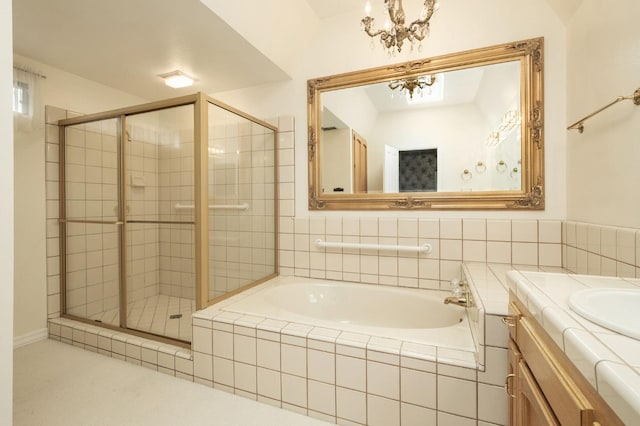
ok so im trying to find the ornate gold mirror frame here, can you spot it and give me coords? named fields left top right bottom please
left=307, top=37, right=544, bottom=210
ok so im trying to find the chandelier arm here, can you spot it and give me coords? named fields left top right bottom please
left=408, top=18, right=432, bottom=41
left=407, top=0, right=436, bottom=41
left=364, top=27, right=391, bottom=38
left=361, top=17, right=390, bottom=39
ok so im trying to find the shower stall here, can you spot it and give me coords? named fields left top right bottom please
left=58, top=93, right=278, bottom=345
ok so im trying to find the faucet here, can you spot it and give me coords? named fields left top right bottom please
left=444, top=278, right=474, bottom=307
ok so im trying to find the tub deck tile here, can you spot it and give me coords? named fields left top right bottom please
left=283, top=323, right=314, bottom=337
left=257, top=318, right=288, bottom=333
left=367, top=336, right=402, bottom=355
left=400, top=342, right=437, bottom=363
left=308, top=327, right=341, bottom=343
left=308, top=338, right=335, bottom=353
left=336, top=332, right=370, bottom=349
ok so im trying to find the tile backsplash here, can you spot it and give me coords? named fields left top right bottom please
left=563, top=221, right=640, bottom=278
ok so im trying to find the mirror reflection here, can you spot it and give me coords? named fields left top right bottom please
left=320, top=61, right=522, bottom=195
left=308, top=37, right=544, bottom=210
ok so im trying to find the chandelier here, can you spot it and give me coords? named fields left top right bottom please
left=361, top=0, right=439, bottom=54
left=388, top=74, right=436, bottom=99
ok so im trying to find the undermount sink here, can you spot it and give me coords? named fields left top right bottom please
left=569, top=288, right=640, bottom=340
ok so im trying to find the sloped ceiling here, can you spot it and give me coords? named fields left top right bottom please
left=12, top=0, right=583, bottom=102
left=544, top=0, right=584, bottom=24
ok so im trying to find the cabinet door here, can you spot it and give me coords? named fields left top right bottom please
left=507, top=339, right=520, bottom=425
left=517, top=361, right=560, bottom=426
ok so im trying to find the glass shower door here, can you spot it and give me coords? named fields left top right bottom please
left=62, top=118, right=122, bottom=328
left=124, top=105, right=195, bottom=342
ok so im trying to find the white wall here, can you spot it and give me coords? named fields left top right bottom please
left=566, top=0, right=640, bottom=228
left=1, top=0, right=14, bottom=421
left=213, top=0, right=567, bottom=219
left=12, top=54, right=146, bottom=340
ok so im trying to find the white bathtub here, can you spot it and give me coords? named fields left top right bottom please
left=221, top=276, right=475, bottom=351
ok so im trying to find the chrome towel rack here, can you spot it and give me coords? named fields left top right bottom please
left=567, top=88, right=640, bottom=133
left=314, top=239, right=432, bottom=254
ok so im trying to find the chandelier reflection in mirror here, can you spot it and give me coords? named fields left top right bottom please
left=388, top=74, right=436, bottom=99
left=361, top=0, right=440, bottom=55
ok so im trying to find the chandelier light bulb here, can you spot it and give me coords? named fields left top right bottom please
left=365, top=1, right=372, bottom=16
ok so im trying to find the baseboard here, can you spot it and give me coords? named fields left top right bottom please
left=14, top=328, right=48, bottom=349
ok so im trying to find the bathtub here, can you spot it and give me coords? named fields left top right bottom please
left=220, top=276, right=476, bottom=352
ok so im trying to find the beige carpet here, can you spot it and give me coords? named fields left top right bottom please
left=13, top=339, right=330, bottom=426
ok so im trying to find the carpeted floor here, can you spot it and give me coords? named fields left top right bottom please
left=13, top=339, right=330, bottom=426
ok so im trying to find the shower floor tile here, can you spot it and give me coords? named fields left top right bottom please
left=90, top=295, right=195, bottom=342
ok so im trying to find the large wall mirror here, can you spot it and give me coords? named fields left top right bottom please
left=307, top=38, right=544, bottom=210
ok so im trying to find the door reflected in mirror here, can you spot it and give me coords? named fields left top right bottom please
left=308, top=38, right=544, bottom=210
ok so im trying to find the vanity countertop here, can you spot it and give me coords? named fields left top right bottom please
left=506, top=270, right=640, bottom=425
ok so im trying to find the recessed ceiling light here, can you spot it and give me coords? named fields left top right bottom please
left=159, top=70, right=195, bottom=88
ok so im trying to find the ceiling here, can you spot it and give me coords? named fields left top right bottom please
left=306, top=0, right=362, bottom=19
left=12, top=0, right=291, bottom=100
left=12, top=0, right=582, bottom=102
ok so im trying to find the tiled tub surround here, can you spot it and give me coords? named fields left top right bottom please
left=279, top=217, right=564, bottom=290
left=191, top=271, right=518, bottom=426
left=507, top=270, right=640, bottom=425
left=46, top=262, right=567, bottom=425
left=462, top=262, right=566, bottom=372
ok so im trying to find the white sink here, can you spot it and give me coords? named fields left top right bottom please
left=569, top=288, right=640, bottom=340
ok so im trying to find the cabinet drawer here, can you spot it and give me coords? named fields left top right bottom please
left=517, top=317, right=594, bottom=426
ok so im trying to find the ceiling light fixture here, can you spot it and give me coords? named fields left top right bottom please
left=160, top=70, right=195, bottom=89
left=388, top=74, right=436, bottom=99
left=361, top=0, right=439, bottom=55
left=486, top=110, right=521, bottom=148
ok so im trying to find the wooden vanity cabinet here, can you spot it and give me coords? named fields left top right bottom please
left=506, top=292, right=624, bottom=426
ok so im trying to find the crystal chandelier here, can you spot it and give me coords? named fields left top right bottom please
left=388, top=74, right=436, bottom=99
left=361, top=0, right=439, bottom=54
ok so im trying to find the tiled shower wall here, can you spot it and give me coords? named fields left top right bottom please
left=126, top=126, right=161, bottom=303
left=156, top=123, right=196, bottom=300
